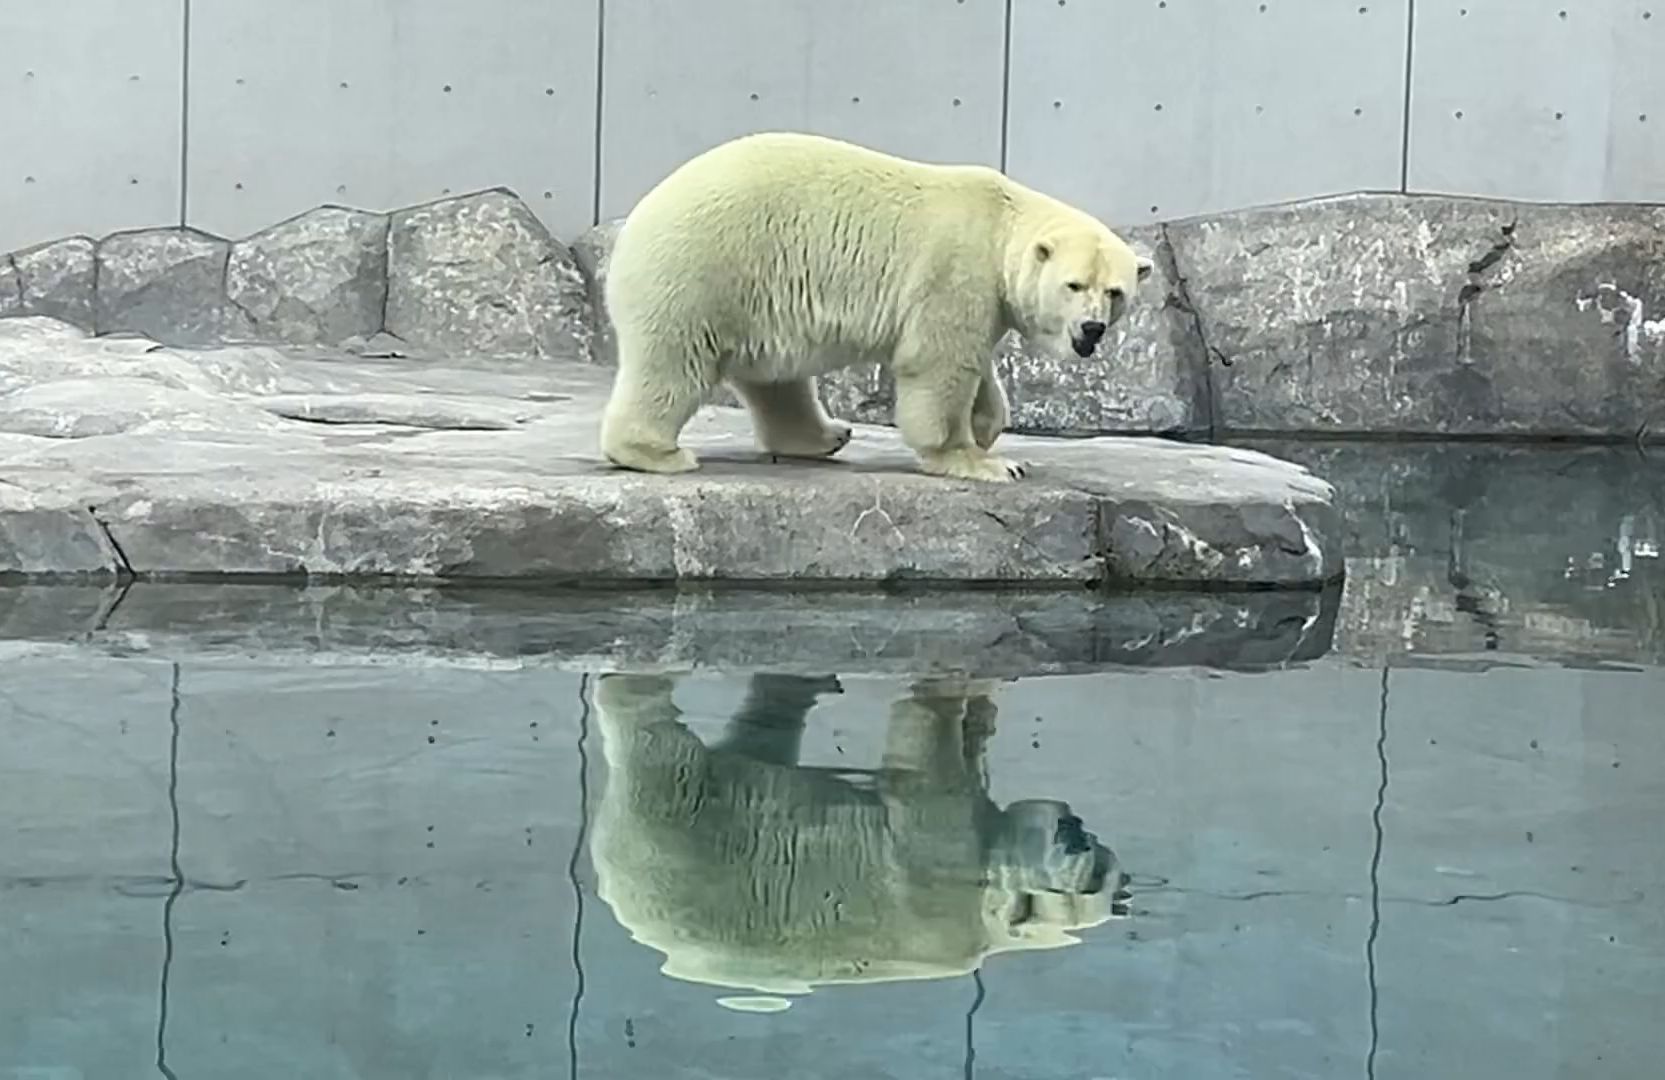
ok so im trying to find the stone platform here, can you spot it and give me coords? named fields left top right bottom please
left=0, top=317, right=1340, bottom=587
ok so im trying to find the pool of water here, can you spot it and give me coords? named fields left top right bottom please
left=4, top=652, right=1660, bottom=1079
left=2, top=441, right=1662, bottom=1079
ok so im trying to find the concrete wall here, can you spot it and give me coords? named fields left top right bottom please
left=3, top=1, right=1662, bottom=253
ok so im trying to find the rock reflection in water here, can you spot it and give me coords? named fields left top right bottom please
left=589, top=672, right=1129, bottom=1009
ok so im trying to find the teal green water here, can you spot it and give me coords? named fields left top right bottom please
left=3, top=650, right=1660, bottom=1079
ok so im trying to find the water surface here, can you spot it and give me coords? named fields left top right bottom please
left=2, top=440, right=1662, bottom=1078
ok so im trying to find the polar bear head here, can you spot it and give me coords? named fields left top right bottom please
left=1010, top=215, right=1154, bottom=358
left=980, top=797, right=1129, bottom=951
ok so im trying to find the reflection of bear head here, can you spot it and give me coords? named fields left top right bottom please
left=588, top=672, right=1130, bottom=1006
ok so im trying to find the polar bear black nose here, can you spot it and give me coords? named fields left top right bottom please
left=1080, top=320, right=1107, bottom=343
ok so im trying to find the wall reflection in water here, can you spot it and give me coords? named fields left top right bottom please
left=589, top=672, right=1130, bottom=1011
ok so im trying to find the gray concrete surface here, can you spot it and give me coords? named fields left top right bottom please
left=0, top=316, right=1342, bottom=587
left=2, top=651, right=1659, bottom=1079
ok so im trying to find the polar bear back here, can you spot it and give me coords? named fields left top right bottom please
left=604, top=131, right=1020, bottom=381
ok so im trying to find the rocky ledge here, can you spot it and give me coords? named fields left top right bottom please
left=6, top=187, right=1663, bottom=444
left=0, top=317, right=1340, bottom=587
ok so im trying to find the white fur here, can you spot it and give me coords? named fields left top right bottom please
left=598, top=131, right=1153, bottom=483
left=588, top=673, right=1123, bottom=1000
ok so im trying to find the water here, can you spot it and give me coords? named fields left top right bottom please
left=2, top=441, right=1662, bottom=1079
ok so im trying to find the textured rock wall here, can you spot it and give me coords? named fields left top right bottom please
left=5, top=189, right=1663, bottom=441
left=1168, top=196, right=1665, bottom=440
left=1, top=189, right=593, bottom=364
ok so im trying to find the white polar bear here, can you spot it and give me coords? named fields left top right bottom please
left=588, top=672, right=1128, bottom=1004
left=598, top=131, right=1153, bottom=483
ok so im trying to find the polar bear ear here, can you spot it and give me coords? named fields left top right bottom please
left=1034, top=241, right=1053, bottom=263
left=1135, top=255, right=1154, bottom=281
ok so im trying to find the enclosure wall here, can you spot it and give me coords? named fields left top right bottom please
left=4, top=0, right=1662, bottom=253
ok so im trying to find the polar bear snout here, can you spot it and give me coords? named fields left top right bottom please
left=1071, top=319, right=1108, bottom=357
left=1054, top=810, right=1094, bottom=856
left=997, top=798, right=1116, bottom=897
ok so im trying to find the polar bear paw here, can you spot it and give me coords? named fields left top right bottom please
left=919, top=448, right=1027, bottom=483
left=763, top=419, right=854, bottom=460
left=604, top=444, right=701, bottom=474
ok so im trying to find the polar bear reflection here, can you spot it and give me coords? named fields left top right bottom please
left=590, top=673, right=1129, bottom=1005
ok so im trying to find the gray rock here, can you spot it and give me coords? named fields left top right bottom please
left=225, top=206, right=388, bottom=345
left=572, top=220, right=1207, bottom=436
left=0, top=316, right=198, bottom=395
left=95, top=227, right=249, bottom=345
left=253, top=391, right=536, bottom=430
left=0, top=496, right=115, bottom=578
left=816, top=363, right=894, bottom=426
left=2, top=237, right=97, bottom=329
left=0, top=320, right=1341, bottom=587
left=385, top=188, right=593, bottom=363
left=10, top=191, right=1665, bottom=446
left=571, top=217, right=622, bottom=366
left=0, top=316, right=290, bottom=398
left=0, top=257, right=16, bottom=317
left=0, top=377, right=287, bottom=439
left=0, top=582, right=1341, bottom=675
left=1169, top=194, right=1665, bottom=439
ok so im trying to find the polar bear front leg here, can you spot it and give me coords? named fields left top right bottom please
left=969, top=361, right=1010, bottom=451
left=731, top=377, right=854, bottom=460
left=893, top=348, right=1026, bottom=483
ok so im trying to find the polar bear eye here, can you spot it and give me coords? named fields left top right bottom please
left=1065, top=281, right=1086, bottom=293
left=1107, top=287, right=1125, bottom=301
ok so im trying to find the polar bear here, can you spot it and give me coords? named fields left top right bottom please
left=598, top=131, right=1153, bottom=483
left=588, top=671, right=1129, bottom=1004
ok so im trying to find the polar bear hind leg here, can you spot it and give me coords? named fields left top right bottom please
left=969, top=363, right=1010, bottom=451
left=598, top=326, right=712, bottom=474
left=729, top=377, right=854, bottom=460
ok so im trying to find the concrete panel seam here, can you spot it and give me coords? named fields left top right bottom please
left=158, top=660, right=185, bottom=1080
left=178, top=0, right=193, bottom=226
left=1365, top=663, right=1389, bottom=1078
left=998, top=0, right=1014, bottom=173
left=590, top=0, right=608, bottom=227
left=1398, top=0, right=1417, bottom=192
left=565, top=672, right=592, bottom=1061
